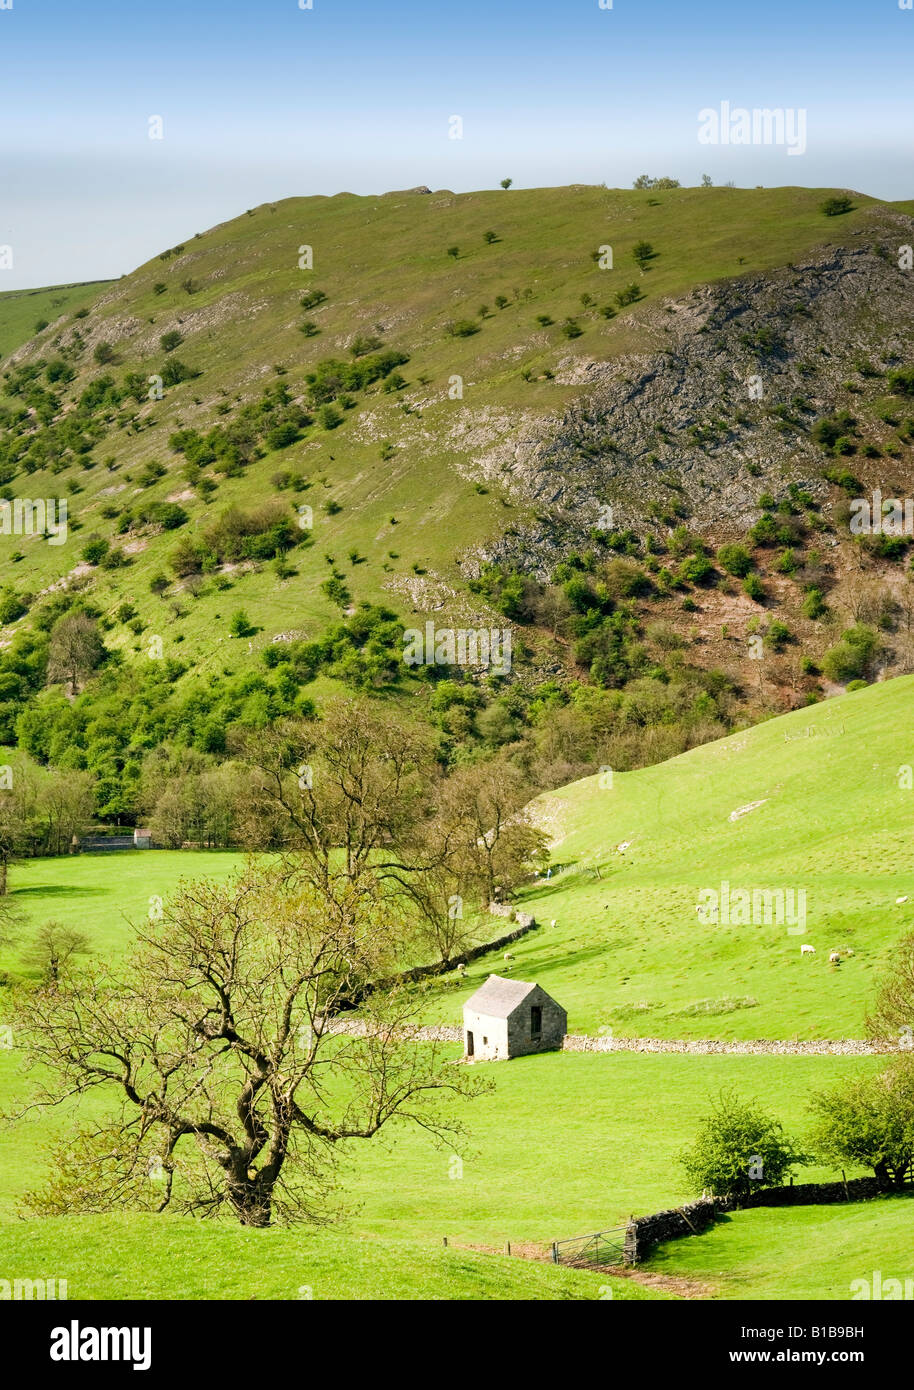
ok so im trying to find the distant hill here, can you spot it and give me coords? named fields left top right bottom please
left=0, top=280, right=113, bottom=360
left=2, top=184, right=914, bottom=810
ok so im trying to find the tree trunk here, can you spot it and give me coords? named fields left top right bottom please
left=226, top=1172, right=274, bottom=1227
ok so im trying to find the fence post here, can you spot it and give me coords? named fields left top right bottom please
left=442, top=1236, right=448, bottom=1248
left=551, top=1242, right=558, bottom=1264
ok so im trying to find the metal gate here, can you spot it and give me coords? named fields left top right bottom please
left=551, top=1227, right=628, bottom=1266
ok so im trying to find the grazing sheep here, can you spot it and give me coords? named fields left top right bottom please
left=550, top=919, right=557, bottom=928
left=503, top=952, right=515, bottom=962
left=897, top=896, right=909, bottom=905
left=455, top=962, right=467, bottom=976
left=829, top=951, right=842, bottom=965
left=844, top=947, right=855, bottom=957
left=801, top=943, right=816, bottom=956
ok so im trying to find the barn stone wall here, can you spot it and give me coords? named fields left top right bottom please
left=506, top=985, right=567, bottom=1058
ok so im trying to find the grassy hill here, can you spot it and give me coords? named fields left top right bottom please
left=0, top=281, right=113, bottom=361
left=419, top=675, right=914, bottom=1038
left=3, top=183, right=914, bottom=761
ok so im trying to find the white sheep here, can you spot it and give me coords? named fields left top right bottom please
left=801, top=943, right=816, bottom=956
left=550, top=919, right=557, bottom=928
left=897, top=896, right=909, bottom=905
left=503, top=952, right=515, bottom=962
left=829, top=951, right=842, bottom=965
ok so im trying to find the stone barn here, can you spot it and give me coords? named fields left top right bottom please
left=463, top=974, right=567, bottom=1061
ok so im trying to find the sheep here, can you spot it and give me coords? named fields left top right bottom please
left=844, top=947, right=855, bottom=958
left=550, top=919, right=558, bottom=928
left=800, top=943, right=816, bottom=956
left=897, top=896, right=909, bottom=905
left=503, top=952, right=515, bottom=962
left=455, top=962, right=467, bottom=976
left=829, top=951, right=842, bottom=965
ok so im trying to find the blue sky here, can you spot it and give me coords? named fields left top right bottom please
left=1, top=0, right=912, bottom=288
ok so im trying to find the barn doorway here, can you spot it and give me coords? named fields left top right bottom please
left=466, top=1031, right=474, bottom=1057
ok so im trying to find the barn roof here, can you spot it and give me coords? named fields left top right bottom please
left=464, top=974, right=539, bottom=1018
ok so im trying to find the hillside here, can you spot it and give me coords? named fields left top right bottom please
left=422, top=675, right=914, bottom=1038
left=2, top=183, right=914, bottom=826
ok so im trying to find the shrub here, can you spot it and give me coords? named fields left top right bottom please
left=93, top=342, right=116, bottom=365
left=677, top=554, right=715, bottom=586
left=160, top=330, right=183, bottom=352
left=350, top=334, right=383, bottom=358
left=0, top=589, right=27, bottom=624
left=717, top=543, right=752, bottom=578
left=802, top=587, right=827, bottom=619
left=483, top=230, right=498, bottom=244
left=742, top=573, right=765, bottom=602
left=299, top=289, right=327, bottom=310
left=887, top=368, right=914, bottom=398
left=444, top=319, right=480, bottom=338
left=229, top=609, right=254, bottom=638
left=822, top=624, right=878, bottom=683
left=81, top=538, right=109, bottom=565
left=820, top=195, right=854, bottom=217
left=679, top=1090, right=803, bottom=1198
left=615, top=284, right=644, bottom=307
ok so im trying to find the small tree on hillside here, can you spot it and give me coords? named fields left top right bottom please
left=679, top=1089, right=804, bottom=1198
left=46, top=612, right=105, bottom=696
left=500, top=178, right=512, bottom=190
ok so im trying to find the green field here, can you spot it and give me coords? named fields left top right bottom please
left=417, top=675, right=914, bottom=1038
left=644, top=1197, right=914, bottom=1300
left=1, top=679, right=912, bottom=1298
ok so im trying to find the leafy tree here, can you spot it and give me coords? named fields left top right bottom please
left=446, top=246, right=459, bottom=259
left=679, top=1089, right=804, bottom=1198
left=808, top=1060, right=914, bottom=1191
left=46, top=613, right=105, bottom=695
left=483, top=230, right=498, bottom=244
left=632, top=240, right=655, bottom=270
left=93, top=343, right=116, bottom=365
left=500, top=178, right=512, bottom=189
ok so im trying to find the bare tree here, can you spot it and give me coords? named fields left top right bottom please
left=236, top=700, right=547, bottom=960
left=22, top=920, right=89, bottom=987
left=7, top=864, right=485, bottom=1227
